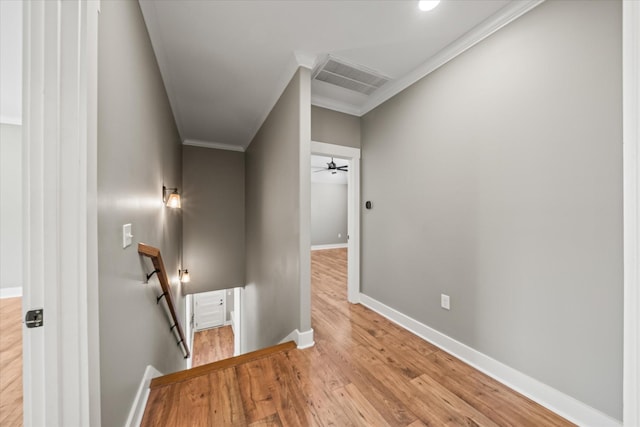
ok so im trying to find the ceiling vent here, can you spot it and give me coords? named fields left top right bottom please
left=312, top=56, right=390, bottom=96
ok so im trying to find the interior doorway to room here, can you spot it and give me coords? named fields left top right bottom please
left=185, top=287, right=242, bottom=368
left=310, top=142, right=361, bottom=304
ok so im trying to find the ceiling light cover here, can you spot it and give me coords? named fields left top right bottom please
left=418, top=0, right=441, bottom=12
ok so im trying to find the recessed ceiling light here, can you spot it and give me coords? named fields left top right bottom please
left=418, top=0, right=440, bottom=12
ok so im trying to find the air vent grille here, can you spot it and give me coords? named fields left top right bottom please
left=313, top=57, right=390, bottom=96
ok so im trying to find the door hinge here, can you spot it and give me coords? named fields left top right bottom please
left=25, top=309, right=44, bottom=328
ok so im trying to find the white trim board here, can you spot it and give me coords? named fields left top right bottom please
left=279, top=328, right=315, bottom=350
left=0, top=287, right=22, bottom=299
left=124, top=365, right=163, bottom=427
left=623, top=1, right=640, bottom=425
left=311, top=243, right=348, bottom=251
left=22, top=1, right=101, bottom=425
left=182, top=138, right=245, bottom=153
left=359, top=293, right=621, bottom=427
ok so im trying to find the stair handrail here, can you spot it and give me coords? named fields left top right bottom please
left=138, top=243, right=190, bottom=359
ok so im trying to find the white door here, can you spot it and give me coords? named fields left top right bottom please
left=22, top=1, right=101, bottom=426
left=194, top=290, right=226, bottom=331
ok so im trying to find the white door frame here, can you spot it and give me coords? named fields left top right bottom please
left=311, top=141, right=361, bottom=304
left=233, top=287, right=242, bottom=356
left=623, top=1, right=640, bottom=426
left=22, top=1, right=100, bottom=426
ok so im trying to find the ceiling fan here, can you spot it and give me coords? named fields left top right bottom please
left=313, top=157, right=348, bottom=175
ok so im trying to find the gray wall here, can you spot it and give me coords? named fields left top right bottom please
left=98, top=2, right=185, bottom=426
left=182, top=146, right=245, bottom=294
left=0, top=124, right=21, bottom=291
left=361, top=0, right=622, bottom=420
left=311, top=105, right=361, bottom=148
left=311, top=183, right=348, bottom=246
left=243, top=68, right=311, bottom=352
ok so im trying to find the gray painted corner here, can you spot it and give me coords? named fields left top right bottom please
left=97, top=2, right=185, bottom=426
left=361, top=0, right=622, bottom=419
left=182, top=146, right=245, bottom=294
left=311, top=105, right=361, bottom=149
left=243, top=68, right=310, bottom=352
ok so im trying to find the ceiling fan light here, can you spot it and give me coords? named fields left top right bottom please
left=418, top=0, right=440, bottom=12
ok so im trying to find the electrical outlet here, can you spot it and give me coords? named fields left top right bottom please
left=441, top=294, right=450, bottom=310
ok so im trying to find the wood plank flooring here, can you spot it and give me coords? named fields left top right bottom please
left=0, top=297, right=22, bottom=427
left=142, top=249, right=573, bottom=426
left=193, top=325, right=235, bottom=367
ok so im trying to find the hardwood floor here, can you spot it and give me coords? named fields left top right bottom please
left=142, top=248, right=573, bottom=426
left=193, top=325, right=235, bottom=367
left=0, top=297, right=22, bottom=427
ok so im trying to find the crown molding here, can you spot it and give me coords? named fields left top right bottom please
left=182, top=139, right=245, bottom=152
left=294, top=51, right=318, bottom=70
left=311, top=95, right=362, bottom=117
left=360, top=0, right=545, bottom=116
left=138, top=0, right=186, bottom=140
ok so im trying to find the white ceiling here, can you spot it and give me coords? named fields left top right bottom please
left=139, top=0, right=539, bottom=150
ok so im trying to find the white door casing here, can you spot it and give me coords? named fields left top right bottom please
left=22, top=1, right=101, bottom=426
left=193, top=290, right=226, bottom=331
left=310, top=141, right=361, bottom=304
left=623, top=1, right=640, bottom=426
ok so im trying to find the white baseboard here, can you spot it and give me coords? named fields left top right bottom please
left=358, top=293, right=621, bottom=427
left=279, top=328, right=315, bottom=349
left=0, top=287, right=22, bottom=299
left=125, top=365, right=163, bottom=427
left=311, top=243, right=348, bottom=251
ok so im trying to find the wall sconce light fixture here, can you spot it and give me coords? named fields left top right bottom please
left=163, top=185, right=181, bottom=208
left=179, top=269, right=190, bottom=283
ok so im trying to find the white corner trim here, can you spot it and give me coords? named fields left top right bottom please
left=360, top=0, right=545, bottom=116
left=623, top=1, right=640, bottom=426
left=311, top=243, right=348, bottom=251
left=279, top=328, right=315, bottom=349
left=0, top=287, right=23, bottom=299
left=297, top=328, right=315, bottom=349
left=359, top=293, right=622, bottom=427
left=311, top=141, right=361, bottom=160
left=124, top=365, right=163, bottom=427
left=294, top=51, right=318, bottom=70
left=182, top=139, right=245, bottom=152
left=311, top=94, right=362, bottom=117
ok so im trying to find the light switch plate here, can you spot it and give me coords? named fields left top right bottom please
left=441, top=294, right=450, bottom=310
left=123, top=223, right=133, bottom=248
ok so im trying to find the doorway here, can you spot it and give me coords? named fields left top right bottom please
left=310, top=141, right=360, bottom=303
left=185, top=287, right=242, bottom=368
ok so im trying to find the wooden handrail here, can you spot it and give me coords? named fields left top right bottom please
left=138, top=243, right=190, bottom=359
left=150, top=341, right=297, bottom=389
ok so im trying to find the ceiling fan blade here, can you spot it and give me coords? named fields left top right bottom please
left=337, top=166, right=348, bottom=171
left=313, top=169, right=327, bottom=173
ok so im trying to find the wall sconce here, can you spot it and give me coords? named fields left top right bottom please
left=163, top=185, right=181, bottom=208
left=179, top=269, right=190, bottom=283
